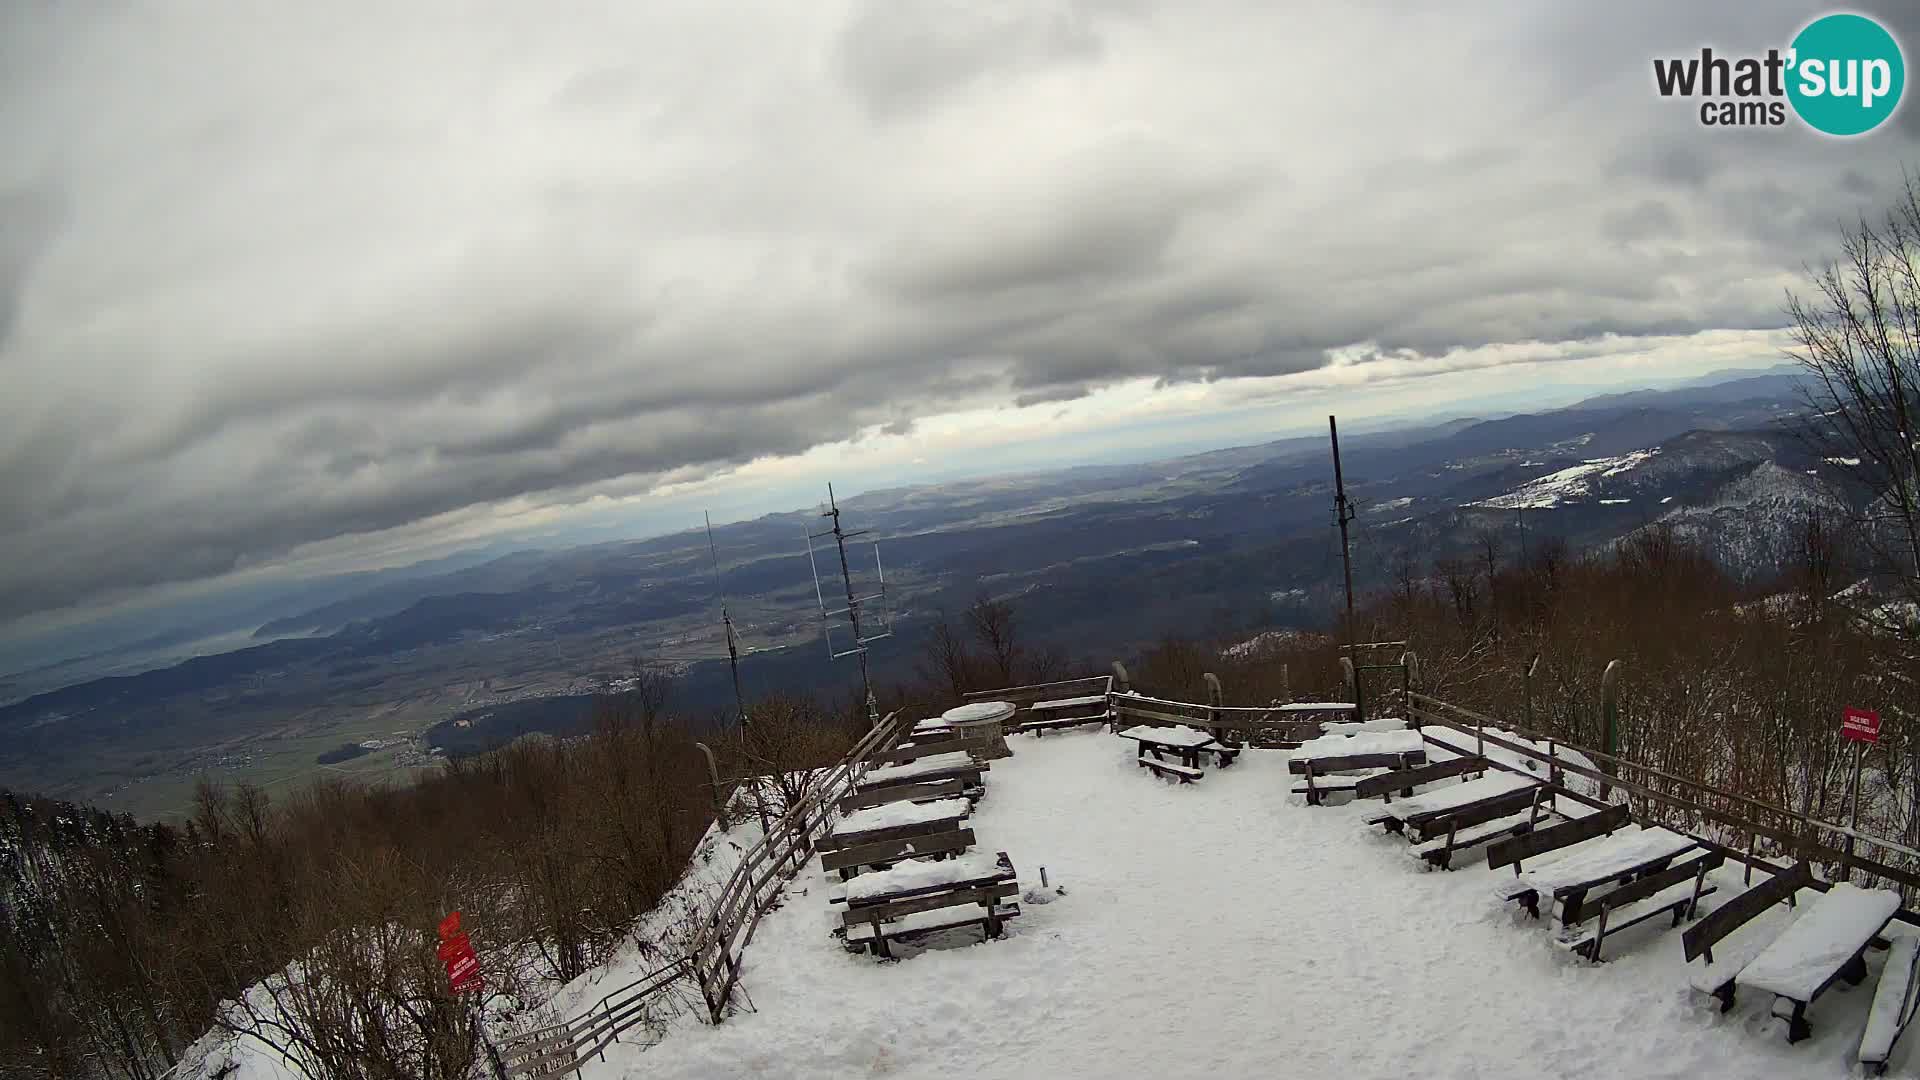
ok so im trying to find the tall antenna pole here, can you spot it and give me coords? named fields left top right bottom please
left=1329, top=415, right=1363, bottom=720
left=806, top=483, right=892, bottom=726
left=706, top=512, right=748, bottom=732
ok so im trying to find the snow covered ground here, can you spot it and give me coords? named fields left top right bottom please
left=598, top=727, right=1916, bottom=1080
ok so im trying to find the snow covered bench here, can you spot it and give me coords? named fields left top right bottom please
left=1735, top=882, right=1901, bottom=1043
left=821, top=828, right=975, bottom=879
left=873, top=738, right=992, bottom=768
left=856, top=752, right=987, bottom=795
left=1557, top=849, right=1721, bottom=962
left=1020, top=694, right=1112, bottom=735
left=1291, top=753, right=1417, bottom=805
left=1141, top=757, right=1204, bottom=784
left=826, top=798, right=969, bottom=854
left=1861, top=935, right=1920, bottom=1075
left=838, top=777, right=968, bottom=815
left=1486, top=802, right=1629, bottom=876
left=840, top=851, right=1022, bottom=958
left=1681, top=860, right=1812, bottom=1012
left=1410, top=801, right=1555, bottom=871
left=1352, top=754, right=1487, bottom=802
left=1493, top=824, right=1698, bottom=926
left=1367, top=771, right=1541, bottom=843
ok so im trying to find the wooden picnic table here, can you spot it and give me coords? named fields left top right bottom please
left=1372, top=771, right=1541, bottom=840
left=830, top=797, right=969, bottom=850
left=1497, top=825, right=1697, bottom=925
left=843, top=851, right=1016, bottom=910
left=1736, top=882, right=1901, bottom=1043
left=1117, top=724, right=1237, bottom=768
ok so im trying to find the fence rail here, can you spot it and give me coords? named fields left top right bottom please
left=500, top=710, right=913, bottom=1078
left=1407, top=691, right=1920, bottom=909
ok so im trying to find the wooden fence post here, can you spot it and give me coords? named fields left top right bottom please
left=1339, top=657, right=1356, bottom=716
left=1280, top=662, right=1290, bottom=703
left=1111, top=661, right=1131, bottom=694
left=693, top=742, right=729, bottom=830
left=1600, top=659, right=1622, bottom=803
left=1203, top=672, right=1229, bottom=746
left=1400, top=651, right=1419, bottom=726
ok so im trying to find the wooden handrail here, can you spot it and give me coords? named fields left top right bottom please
left=503, top=711, right=912, bottom=1074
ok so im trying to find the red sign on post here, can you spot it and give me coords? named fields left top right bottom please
left=438, top=911, right=484, bottom=994
left=1842, top=706, right=1881, bottom=743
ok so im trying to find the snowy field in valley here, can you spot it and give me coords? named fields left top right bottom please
left=606, top=726, right=1915, bottom=1080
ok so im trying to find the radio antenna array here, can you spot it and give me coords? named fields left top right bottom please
left=805, top=482, right=893, bottom=724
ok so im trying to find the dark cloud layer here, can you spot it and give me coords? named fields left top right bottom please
left=2, top=0, right=1918, bottom=625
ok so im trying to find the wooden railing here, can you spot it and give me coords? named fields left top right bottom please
left=962, top=675, right=1112, bottom=731
left=1407, top=691, right=1920, bottom=910
left=499, top=710, right=914, bottom=1078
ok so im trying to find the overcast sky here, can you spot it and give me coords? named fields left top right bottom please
left=4, top=0, right=1919, bottom=640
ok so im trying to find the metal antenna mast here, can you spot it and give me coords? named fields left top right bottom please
left=805, top=483, right=893, bottom=725
left=1329, top=415, right=1363, bottom=720
left=706, top=512, right=749, bottom=732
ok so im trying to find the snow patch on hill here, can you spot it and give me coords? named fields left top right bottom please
left=1472, top=449, right=1661, bottom=509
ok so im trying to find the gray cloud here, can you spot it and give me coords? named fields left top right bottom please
left=2, top=0, right=1919, bottom=625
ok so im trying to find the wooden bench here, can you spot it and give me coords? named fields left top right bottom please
left=871, top=738, right=991, bottom=768
left=1560, top=850, right=1722, bottom=962
left=1682, top=860, right=1811, bottom=1012
left=1736, top=882, right=1901, bottom=1043
left=1861, top=935, right=1920, bottom=1075
left=820, top=828, right=975, bottom=879
left=1353, top=755, right=1487, bottom=802
left=1487, top=802, right=1630, bottom=875
left=1413, top=786, right=1555, bottom=870
left=842, top=882, right=1022, bottom=958
left=1019, top=694, right=1111, bottom=735
left=856, top=752, right=987, bottom=795
left=1140, top=757, right=1203, bottom=784
left=837, top=778, right=966, bottom=815
left=1291, top=752, right=1420, bottom=806
left=1494, top=825, right=1698, bottom=925
left=1367, top=772, right=1542, bottom=841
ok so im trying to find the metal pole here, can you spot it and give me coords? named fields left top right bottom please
left=1842, top=740, right=1864, bottom=882
left=1329, top=416, right=1361, bottom=720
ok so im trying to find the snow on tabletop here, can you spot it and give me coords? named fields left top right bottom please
left=1117, top=724, right=1215, bottom=748
left=844, top=852, right=1010, bottom=903
left=1295, top=727, right=1424, bottom=759
left=1383, top=771, right=1537, bottom=819
left=1507, top=826, right=1697, bottom=895
left=942, top=700, right=1016, bottom=724
left=1029, top=694, right=1108, bottom=710
left=834, top=797, right=969, bottom=837
left=584, top=734, right=1869, bottom=1080
left=860, top=752, right=976, bottom=785
left=1736, top=883, right=1901, bottom=1001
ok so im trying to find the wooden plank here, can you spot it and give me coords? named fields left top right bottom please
left=1355, top=755, right=1487, bottom=800
left=819, top=828, right=975, bottom=873
left=1682, top=860, right=1812, bottom=963
left=1140, top=757, right=1202, bottom=782
left=837, top=778, right=964, bottom=813
left=841, top=881, right=1019, bottom=927
left=1289, top=751, right=1422, bottom=776
left=831, top=815, right=966, bottom=851
left=846, top=903, right=1022, bottom=943
left=1486, top=802, right=1629, bottom=872
left=874, top=739, right=990, bottom=766
left=1409, top=785, right=1544, bottom=841
left=1566, top=850, right=1723, bottom=925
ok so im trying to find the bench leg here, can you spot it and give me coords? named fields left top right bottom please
left=1785, top=999, right=1810, bottom=1044
left=1713, top=980, right=1736, bottom=1014
left=1520, top=891, right=1540, bottom=920
left=1842, top=949, right=1870, bottom=986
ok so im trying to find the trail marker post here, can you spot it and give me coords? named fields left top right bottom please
left=1839, top=707, right=1880, bottom=882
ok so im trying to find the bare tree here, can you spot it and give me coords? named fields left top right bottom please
left=966, top=591, right=1023, bottom=685
left=1787, top=175, right=1920, bottom=657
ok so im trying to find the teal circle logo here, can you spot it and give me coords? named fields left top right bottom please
left=1788, top=13, right=1905, bottom=136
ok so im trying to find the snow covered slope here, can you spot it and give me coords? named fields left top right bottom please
left=594, top=729, right=1913, bottom=1080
